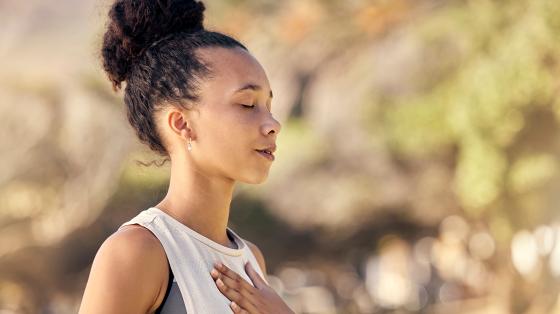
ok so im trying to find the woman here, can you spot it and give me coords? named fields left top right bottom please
left=78, top=0, right=294, bottom=313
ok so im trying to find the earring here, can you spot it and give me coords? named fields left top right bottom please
left=187, top=137, right=192, bottom=151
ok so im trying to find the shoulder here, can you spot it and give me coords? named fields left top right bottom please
left=244, top=239, right=267, bottom=274
left=79, top=224, right=169, bottom=313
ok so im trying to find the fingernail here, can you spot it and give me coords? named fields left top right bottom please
left=217, top=278, right=224, bottom=286
left=231, top=301, right=239, bottom=310
left=211, top=268, right=219, bottom=276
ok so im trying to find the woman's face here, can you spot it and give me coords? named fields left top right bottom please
left=170, top=46, right=281, bottom=184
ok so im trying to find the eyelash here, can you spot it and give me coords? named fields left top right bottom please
left=240, top=103, right=272, bottom=112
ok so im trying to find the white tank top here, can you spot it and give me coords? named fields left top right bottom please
left=117, top=207, right=268, bottom=313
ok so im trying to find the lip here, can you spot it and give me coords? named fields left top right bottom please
left=256, top=144, right=277, bottom=154
left=255, top=149, right=275, bottom=161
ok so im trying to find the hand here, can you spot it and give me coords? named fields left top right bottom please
left=210, top=261, right=295, bottom=314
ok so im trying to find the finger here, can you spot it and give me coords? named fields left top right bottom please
left=212, top=264, right=261, bottom=311
left=213, top=270, right=246, bottom=294
left=230, top=301, right=250, bottom=314
left=215, top=277, right=242, bottom=299
left=214, top=263, right=257, bottom=292
left=245, top=262, right=267, bottom=289
left=215, top=277, right=261, bottom=313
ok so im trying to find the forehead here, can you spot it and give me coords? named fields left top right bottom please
left=196, top=47, right=270, bottom=93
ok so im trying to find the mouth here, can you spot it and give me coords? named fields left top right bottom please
left=255, top=149, right=275, bottom=161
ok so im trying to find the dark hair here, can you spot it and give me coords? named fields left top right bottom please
left=101, top=0, right=247, bottom=165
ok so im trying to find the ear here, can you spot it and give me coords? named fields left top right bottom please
left=168, top=109, right=195, bottom=141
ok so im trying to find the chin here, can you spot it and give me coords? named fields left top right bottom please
left=239, top=172, right=269, bottom=185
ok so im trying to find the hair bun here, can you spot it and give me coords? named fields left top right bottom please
left=101, top=0, right=206, bottom=90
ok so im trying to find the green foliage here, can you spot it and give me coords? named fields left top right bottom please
left=378, top=0, right=560, bottom=225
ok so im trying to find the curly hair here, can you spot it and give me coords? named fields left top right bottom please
left=100, top=0, right=248, bottom=162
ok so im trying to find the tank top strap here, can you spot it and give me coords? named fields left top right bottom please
left=118, top=207, right=269, bottom=313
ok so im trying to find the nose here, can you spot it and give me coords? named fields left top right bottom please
left=261, top=112, right=281, bottom=136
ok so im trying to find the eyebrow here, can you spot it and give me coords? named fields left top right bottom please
left=233, top=83, right=273, bottom=99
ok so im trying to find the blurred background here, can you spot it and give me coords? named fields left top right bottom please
left=1, top=0, right=560, bottom=313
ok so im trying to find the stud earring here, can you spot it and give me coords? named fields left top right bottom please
left=187, top=137, right=192, bottom=151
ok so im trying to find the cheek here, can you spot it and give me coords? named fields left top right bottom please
left=201, top=110, right=252, bottom=155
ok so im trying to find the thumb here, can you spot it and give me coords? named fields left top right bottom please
left=245, top=261, right=266, bottom=289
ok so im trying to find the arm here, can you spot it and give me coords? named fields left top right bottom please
left=78, top=225, right=168, bottom=314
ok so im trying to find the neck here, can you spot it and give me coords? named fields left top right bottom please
left=155, top=155, right=236, bottom=249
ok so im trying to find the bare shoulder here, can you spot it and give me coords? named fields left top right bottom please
left=244, top=239, right=267, bottom=274
left=78, top=224, right=169, bottom=314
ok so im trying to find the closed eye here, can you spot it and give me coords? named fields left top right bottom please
left=241, top=104, right=255, bottom=109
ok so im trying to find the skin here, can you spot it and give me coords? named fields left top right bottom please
left=211, top=260, right=295, bottom=314
left=78, top=46, right=293, bottom=313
